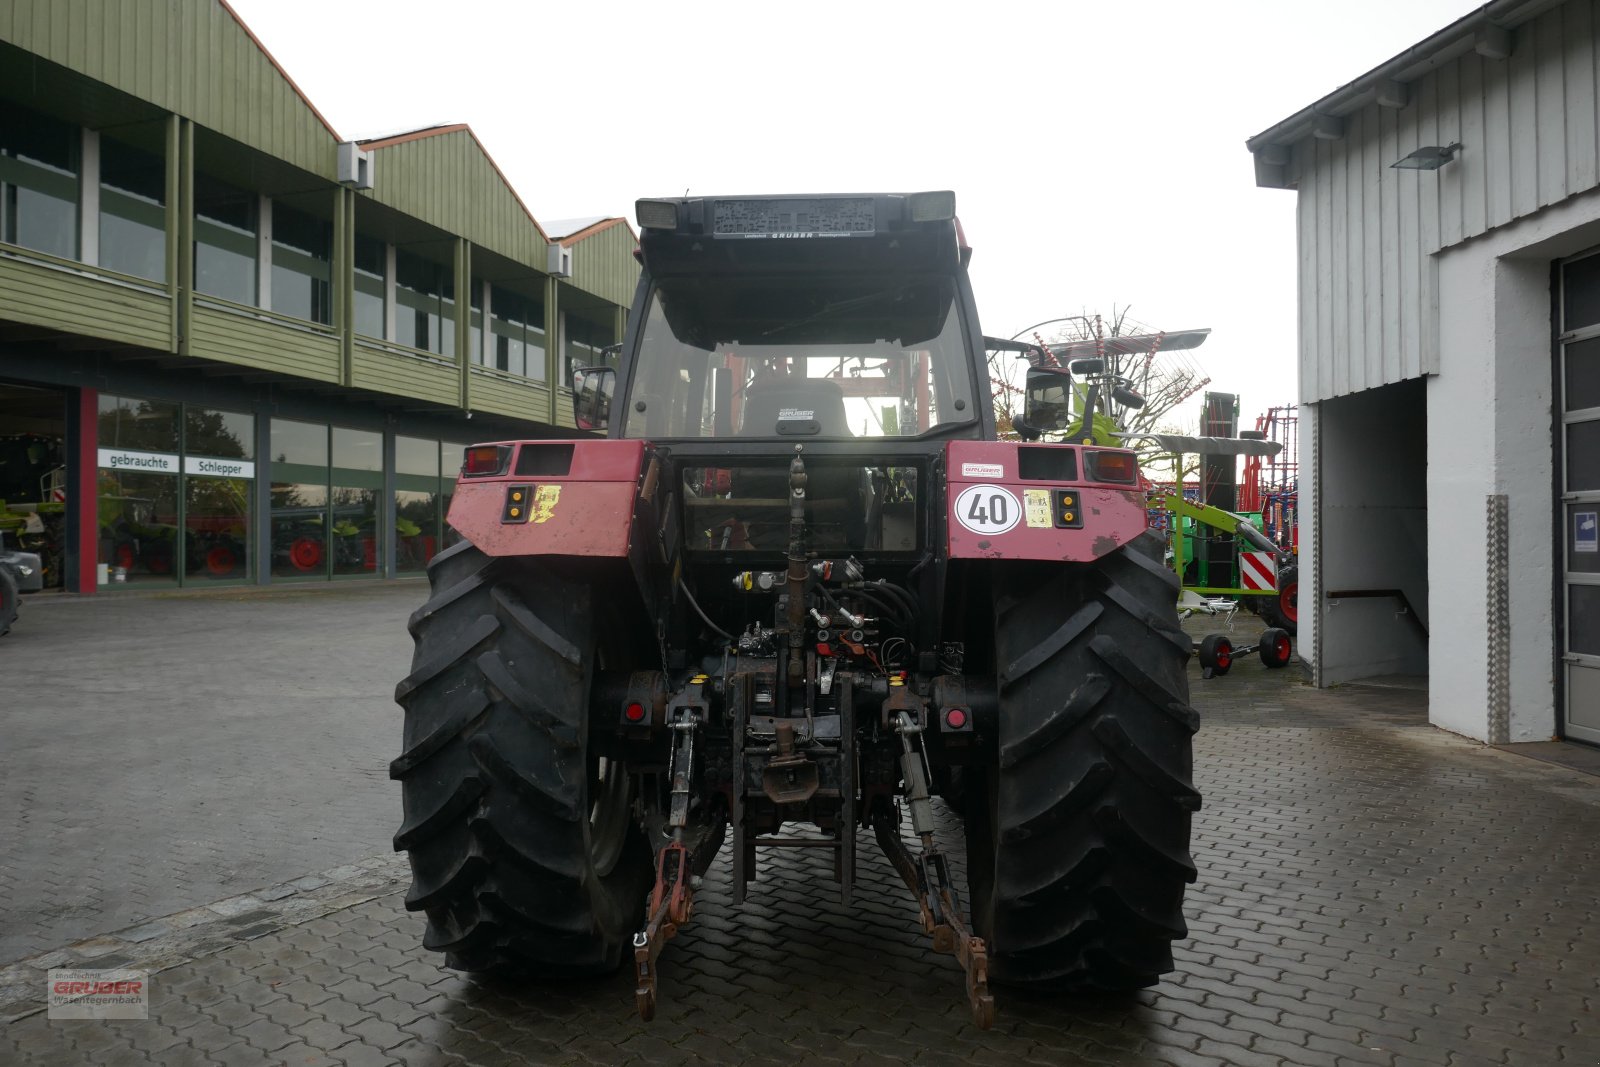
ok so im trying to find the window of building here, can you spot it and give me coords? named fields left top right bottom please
left=565, top=313, right=614, bottom=386
left=270, top=418, right=330, bottom=579
left=395, top=435, right=441, bottom=574
left=269, top=420, right=384, bottom=580
left=331, top=427, right=381, bottom=576
left=98, top=136, right=165, bottom=281
left=469, top=282, right=483, bottom=365
left=194, top=173, right=257, bottom=305
left=99, top=136, right=163, bottom=277
left=270, top=202, right=332, bottom=324
left=353, top=234, right=386, bottom=338
left=182, top=407, right=254, bottom=580
left=394, top=249, right=454, bottom=356
left=441, top=441, right=469, bottom=548
left=0, top=107, right=80, bottom=260
left=96, top=396, right=255, bottom=585
left=489, top=285, right=546, bottom=379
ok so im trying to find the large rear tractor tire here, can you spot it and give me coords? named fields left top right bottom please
left=392, top=541, right=652, bottom=975
left=967, top=530, right=1199, bottom=992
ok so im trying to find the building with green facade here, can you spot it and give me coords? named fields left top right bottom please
left=0, top=0, right=639, bottom=592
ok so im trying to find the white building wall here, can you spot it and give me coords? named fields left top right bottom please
left=1292, top=0, right=1600, bottom=403
left=1426, top=190, right=1600, bottom=740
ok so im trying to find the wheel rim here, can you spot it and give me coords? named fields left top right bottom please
left=1274, top=634, right=1291, bottom=662
left=587, top=755, right=632, bottom=878
left=1281, top=581, right=1298, bottom=623
left=114, top=544, right=135, bottom=570
left=1216, top=641, right=1232, bottom=670
left=207, top=545, right=236, bottom=576
left=290, top=537, right=323, bottom=572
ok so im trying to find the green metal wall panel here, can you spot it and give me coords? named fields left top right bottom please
left=0, top=0, right=336, bottom=179
left=189, top=304, right=340, bottom=381
left=353, top=345, right=458, bottom=407
left=567, top=221, right=640, bottom=308
left=0, top=254, right=171, bottom=349
left=469, top=369, right=551, bottom=423
left=553, top=386, right=576, bottom=430
left=363, top=130, right=549, bottom=270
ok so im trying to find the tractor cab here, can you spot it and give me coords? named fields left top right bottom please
left=577, top=193, right=992, bottom=445
left=574, top=193, right=993, bottom=558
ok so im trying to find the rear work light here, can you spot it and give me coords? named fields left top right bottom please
left=908, top=190, right=956, bottom=222
left=462, top=445, right=510, bottom=477
left=636, top=199, right=680, bottom=230
left=1085, top=449, right=1139, bottom=484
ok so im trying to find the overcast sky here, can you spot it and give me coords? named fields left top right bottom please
left=228, top=0, right=1478, bottom=428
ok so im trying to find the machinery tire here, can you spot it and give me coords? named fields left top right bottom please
left=1197, top=634, right=1233, bottom=676
left=392, top=541, right=652, bottom=975
left=1259, top=627, right=1292, bottom=669
left=1260, top=564, right=1298, bottom=636
left=968, top=530, right=1199, bottom=992
left=0, top=567, right=17, bottom=637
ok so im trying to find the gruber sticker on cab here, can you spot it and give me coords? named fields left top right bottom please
left=954, top=484, right=1021, bottom=536
left=960, top=462, right=1004, bottom=478
left=532, top=484, right=561, bottom=524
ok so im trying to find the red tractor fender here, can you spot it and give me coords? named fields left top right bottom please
left=446, top=440, right=646, bottom=558
left=944, top=441, right=1148, bottom=562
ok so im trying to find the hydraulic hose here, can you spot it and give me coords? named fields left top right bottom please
left=677, top=577, right=735, bottom=643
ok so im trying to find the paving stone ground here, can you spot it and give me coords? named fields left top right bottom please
left=0, top=582, right=422, bottom=962
left=5, top=589, right=1600, bottom=1065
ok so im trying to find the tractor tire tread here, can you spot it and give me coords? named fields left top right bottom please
left=393, top=545, right=650, bottom=976
left=971, top=530, right=1198, bottom=992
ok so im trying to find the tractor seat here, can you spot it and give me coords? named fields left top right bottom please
left=739, top=377, right=850, bottom=437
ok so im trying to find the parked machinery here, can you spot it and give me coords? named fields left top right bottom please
left=391, top=193, right=1201, bottom=1027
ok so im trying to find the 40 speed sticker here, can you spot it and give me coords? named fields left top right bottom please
left=953, top=484, right=1022, bottom=536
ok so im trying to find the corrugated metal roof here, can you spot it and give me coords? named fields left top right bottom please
left=356, top=123, right=467, bottom=149
left=1245, top=0, right=1566, bottom=187
left=543, top=216, right=612, bottom=240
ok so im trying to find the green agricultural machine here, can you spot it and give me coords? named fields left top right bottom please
left=1010, top=360, right=1295, bottom=674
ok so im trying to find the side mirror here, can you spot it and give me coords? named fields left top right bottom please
left=572, top=366, right=616, bottom=431
left=1021, top=365, right=1076, bottom=435
left=1069, top=358, right=1105, bottom=376
left=1111, top=382, right=1145, bottom=410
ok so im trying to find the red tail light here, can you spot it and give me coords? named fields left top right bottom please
left=462, top=445, right=509, bottom=477
left=1086, top=449, right=1138, bottom=484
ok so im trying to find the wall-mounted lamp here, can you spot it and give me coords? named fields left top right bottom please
left=1391, top=143, right=1462, bottom=171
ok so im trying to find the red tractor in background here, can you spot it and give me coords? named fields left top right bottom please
left=392, top=193, right=1201, bottom=1027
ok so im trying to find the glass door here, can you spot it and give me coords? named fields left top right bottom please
left=1559, top=253, right=1600, bottom=742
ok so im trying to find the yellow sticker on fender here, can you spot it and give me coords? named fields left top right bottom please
left=1024, top=488, right=1052, bottom=528
left=532, top=484, right=561, bottom=523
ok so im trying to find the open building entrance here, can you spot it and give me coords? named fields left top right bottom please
left=0, top=381, right=68, bottom=590
left=1314, top=378, right=1430, bottom=685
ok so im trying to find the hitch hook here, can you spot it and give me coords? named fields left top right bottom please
left=633, top=840, right=694, bottom=1022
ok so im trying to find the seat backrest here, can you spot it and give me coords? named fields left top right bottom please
left=739, top=376, right=849, bottom=436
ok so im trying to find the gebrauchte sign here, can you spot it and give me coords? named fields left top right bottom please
left=98, top=448, right=178, bottom=474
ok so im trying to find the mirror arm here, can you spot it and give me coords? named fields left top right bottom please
left=1076, top=384, right=1100, bottom=443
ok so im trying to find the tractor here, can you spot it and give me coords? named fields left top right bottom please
left=392, top=192, right=1199, bottom=1027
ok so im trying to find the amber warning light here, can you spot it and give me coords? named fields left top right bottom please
left=463, top=445, right=509, bottom=477
left=1086, top=450, right=1139, bottom=484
